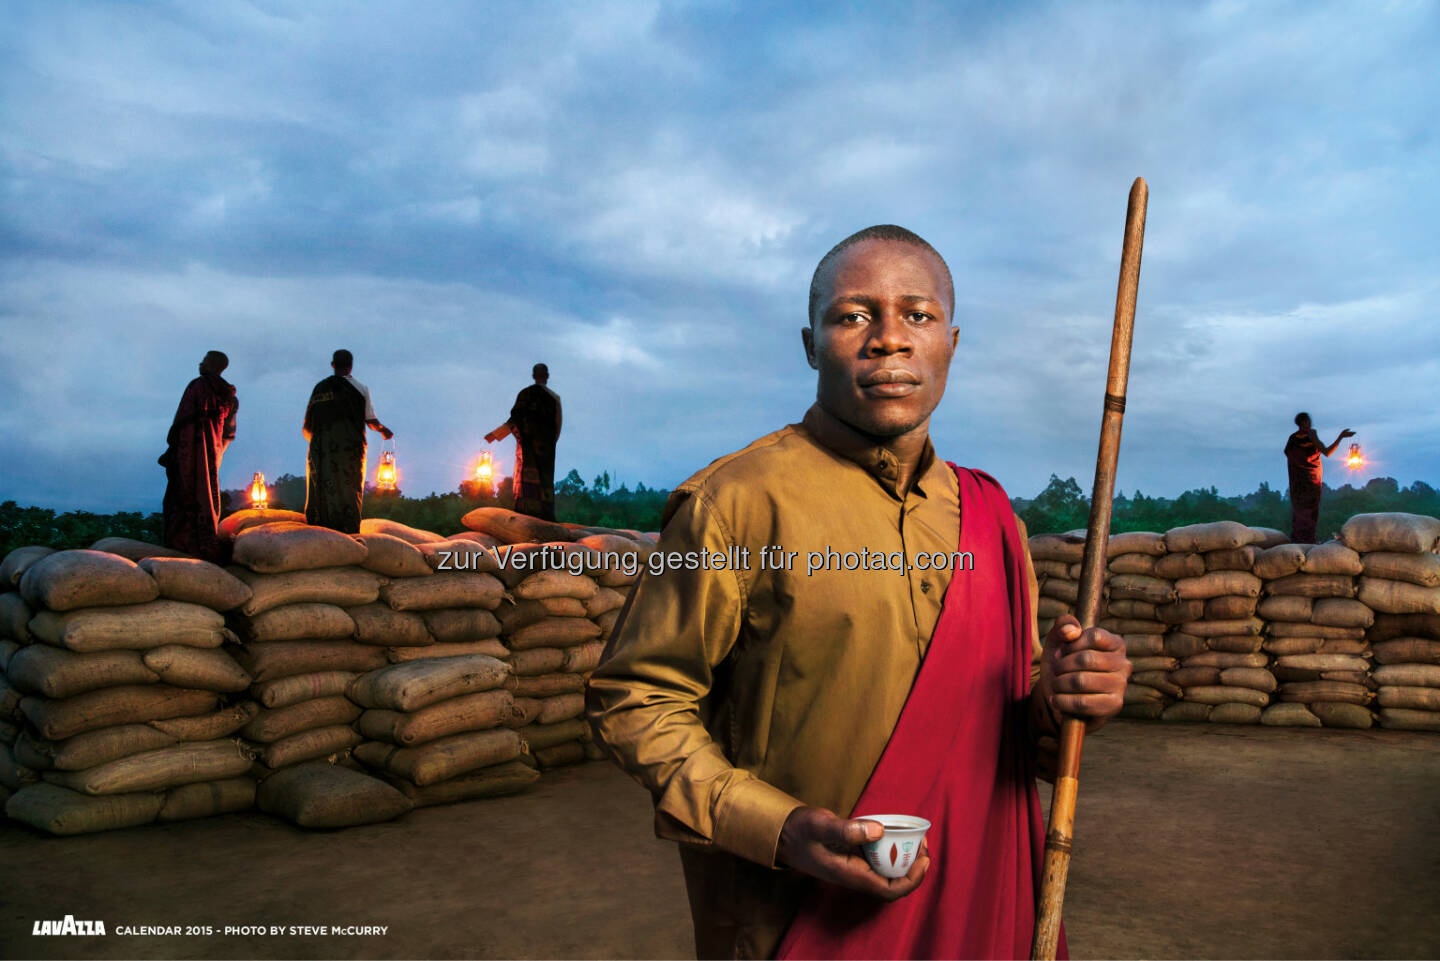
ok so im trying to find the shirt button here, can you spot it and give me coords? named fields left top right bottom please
left=920, top=581, right=931, bottom=594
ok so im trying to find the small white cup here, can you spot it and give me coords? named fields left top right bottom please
left=857, top=814, right=931, bottom=879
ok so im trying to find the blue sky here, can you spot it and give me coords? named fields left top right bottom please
left=2, top=1, right=1436, bottom=512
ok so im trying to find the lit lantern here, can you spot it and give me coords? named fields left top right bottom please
left=1345, top=443, right=1365, bottom=471
left=375, top=450, right=399, bottom=492
left=474, top=451, right=495, bottom=494
left=248, top=472, right=269, bottom=509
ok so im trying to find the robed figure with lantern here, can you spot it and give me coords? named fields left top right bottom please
left=1284, top=411, right=1355, bottom=543
left=159, top=350, right=238, bottom=561
left=486, top=363, right=562, bottom=521
left=303, top=349, right=393, bottom=533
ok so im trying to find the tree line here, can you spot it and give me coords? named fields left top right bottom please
left=3, top=474, right=1436, bottom=555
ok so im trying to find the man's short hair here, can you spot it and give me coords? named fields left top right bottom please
left=204, top=350, right=229, bottom=372
left=1295, top=411, right=1310, bottom=427
left=333, top=349, right=354, bottom=372
left=808, top=225, right=955, bottom=327
left=533, top=363, right=549, bottom=379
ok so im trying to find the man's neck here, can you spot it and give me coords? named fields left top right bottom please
left=817, top=404, right=932, bottom=495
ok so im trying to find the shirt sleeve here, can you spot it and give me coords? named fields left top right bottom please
left=586, top=489, right=804, bottom=869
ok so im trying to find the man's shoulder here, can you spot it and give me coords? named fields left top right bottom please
left=660, top=423, right=817, bottom=525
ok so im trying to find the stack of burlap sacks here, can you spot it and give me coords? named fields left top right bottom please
left=1098, top=531, right=1176, bottom=717
left=0, top=545, right=259, bottom=836
left=462, top=509, right=654, bottom=770
left=1342, top=513, right=1440, bottom=732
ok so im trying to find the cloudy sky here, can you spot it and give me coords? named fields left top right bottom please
left=2, top=1, right=1436, bottom=513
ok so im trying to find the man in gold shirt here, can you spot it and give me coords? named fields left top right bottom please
left=587, top=225, right=1130, bottom=959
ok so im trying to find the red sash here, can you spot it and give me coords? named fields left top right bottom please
left=776, top=465, right=1065, bottom=960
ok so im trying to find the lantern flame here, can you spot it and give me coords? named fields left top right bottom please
left=248, top=472, right=269, bottom=509
left=376, top=451, right=398, bottom=491
left=1345, top=443, right=1365, bottom=471
left=472, top=451, right=501, bottom=498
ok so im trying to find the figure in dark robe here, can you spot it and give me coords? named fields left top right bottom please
left=486, top=363, right=563, bottom=521
left=303, top=349, right=393, bottom=533
left=159, top=350, right=238, bottom=561
left=1284, top=411, right=1354, bottom=543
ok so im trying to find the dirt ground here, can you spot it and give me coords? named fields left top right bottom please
left=1, top=720, right=1438, bottom=960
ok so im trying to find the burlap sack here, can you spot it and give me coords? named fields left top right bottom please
left=1180, top=617, right=1263, bottom=638
left=1037, top=597, right=1070, bottom=619
left=1264, top=574, right=1357, bottom=598
left=1040, top=579, right=1080, bottom=604
left=1358, top=577, right=1440, bottom=615
left=1360, top=552, right=1440, bottom=588
left=462, top=507, right=576, bottom=545
left=1311, top=598, right=1376, bottom=629
left=1209, top=703, right=1263, bottom=724
left=1310, top=701, right=1374, bottom=729
left=1253, top=544, right=1307, bottom=580
left=236, top=641, right=387, bottom=682
left=533, top=741, right=587, bottom=768
left=1175, top=572, right=1262, bottom=600
left=241, top=603, right=356, bottom=643
left=253, top=671, right=358, bottom=709
left=0, top=592, right=33, bottom=643
left=19, top=550, right=159, bottom=611
left=351, top=533, right=432, bottom=578
left=348, top=655, right=511, bottom=712
left=420, top=541, right=503, bottom=574
left=7, top=646, right=158, bottom=699
left=1, top=546, right=56, bottom=588
left=1182, top=685, right=1269, bottom=707
left=1301, top=541, right=1364, bottom=576
left=1276, top=654, right=1371, bottom=674
left=1340, top=513, right=1440, bottom=554
left=232, top=523, right=369, bottom=573
left=387, top=640, right=509, bottom=662
left=1370, top=638, right=1440, bottom=665
left=1370, top=663, right=1440, bottom=688
left=356, top=689, right=514, bottom=747
left=1278, top=681, right=1373, bottom=706
left=1107, top=600, right=1159, bottom=620
left=1155, top=599, right=1205, bottom=625
left=1035, top=560, right=1071, bottom=579
left=349, top=603, right=433, bottom=647
left=563, top=641, right=605, bottom=674
left=1206, top=635, right=1264, bottom=654
left=507, top=617, right=604, bottom=651
left=1260, top=703, right=1322, bottom=727
left=1267, top=621, right=1364, bottom=639
left=1368, top=613, right=1440, bottom=642
left=1161, top=702, right=1212, bottom=723
left=1127, top=656, right=1178, bottom=673
left=514, top=571, right=599, bottom=602
left=1204, top=547, right=1259, bottom=572
left=147, top=702, right=259, bottom=741
left=1028, top=534, right=1086, bottom=563
left=422, top=608, right=503, bottom=643
left=1118, top=702, right=1164, bottom=720
left=380, top=572, right=504, bottom=612
left=1107, top=575, right=1174, bottom=604
left=387, top=759, right=538, bottom=807
left=1318, top=638, right=1370, bottom=655
left=358, top=517, right=444, bottom=546
left=1108, top=555, right=1158, bottom=576
left=446, top=531, right=502, bottom=548
left=1258, top=595, right=1312, bottom=622
left=242, top=696, right=362, bottom=743
left=1204, top=595, right=1259, bottom=620
left=30, top=601, right=228, bottom=653
left=1263, top=636, right=1322, bottom=656
left=517, top=718, right=589, bottom=752
left=258, top=725, right=362, bottom=770
left=508, top=673, right=586, bottom=698
left=258, top=761, right=412, bottom=828
left=1181, top=652, right=1268, bottom=669
left=235, top=567, right=382, bottom=616
left=1376, top=686, right=1440, bottom=711
left=1249, top=527, right=1291, bottom=549
left=1220, top=667, right=1277, bottom=692
left=1154, top=553, right=1206, bottom=580
left=141, top=646, right=251, bottom=693
left=43, top=740, right=253, bottom=795
left=1121, top=634, right=1164, bottom=657
left=1163, top=633, right=1208, bottom=658
left=6, top=782, right=162, bottom=835
left=158, top=777, right=255, bottom=821
left=217, top=509, right=306, bottom=541
left=1129, top=672, right=1182, bottom=698
left=355, top=728, right=522, bottom=786
left=509, top=647, right=566, bottom=676
left=15, top=725, right=176, bottom=772
left=584, top=588, right=627, bottom=618
left=138, top=557, right=252, bottom=611
left=506, top=697, right=543, bottom=728
left=22, top=686, right=220, bottom=741
left=1377, top=708, right=1440, bottom=731
left=1107, top=532, right=1166, bottom=556
left=536, top=693, right=585, bottom=725
left=1168, top=666, right=1220, bottom=687
left=1099, top=618, right=1167, bottom=636
left=1164, top=521, right=1261, bottom=553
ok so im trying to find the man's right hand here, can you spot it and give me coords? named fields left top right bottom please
left=1340, top=428, right=1356, bottom=438
left=776, top=806, right=929, bottom=901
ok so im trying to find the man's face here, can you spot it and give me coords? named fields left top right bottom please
left=803, top=239, right=958, bottom=439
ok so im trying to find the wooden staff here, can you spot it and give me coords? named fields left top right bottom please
left=1030, top=176, right=1149, bottom=961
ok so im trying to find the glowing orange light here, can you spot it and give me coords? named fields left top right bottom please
left=1345, top=443, right=1365, bottom=471
left=375, top=450, right=398, bottom=491
left=248, top=472, right=269, bottom=509
left=473, top=451, right=501, bottom=497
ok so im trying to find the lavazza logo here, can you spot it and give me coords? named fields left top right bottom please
left=33, top=915, right=106, bottom=936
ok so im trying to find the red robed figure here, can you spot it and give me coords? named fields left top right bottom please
left=777, top=465, right=1065, bottom=961
left=159, top=371, right=237, bottom=561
